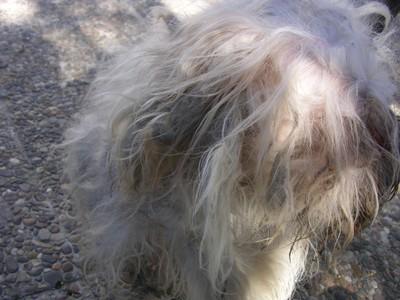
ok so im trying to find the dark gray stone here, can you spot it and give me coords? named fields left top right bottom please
left=28, top=266, right=43, bottom=276
left=5, top=256, right=18, bottom=273
left=41, top=254, right=57, bottom=264
left=60, top=243, right=72, bottom=255
left=43, top=270, right=63, bottom=288
left=62, top=262, right=73, bottom=273
left=38, top=228, right=51, bottom=242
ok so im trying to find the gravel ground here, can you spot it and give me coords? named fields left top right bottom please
left=0, top=1, right=399, bottom=299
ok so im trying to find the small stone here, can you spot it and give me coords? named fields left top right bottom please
left=51, top=232, right=65, bottom=241
left=15, top=235, right=25, bottom=243
left=0, top=56, right=8, bottom=69
left=63, top=272, right=77, bottom=283
left=38, top=216, right=49, bottom=223
left=61, top=243, right=72, bottom=255
left=49, top=224, right=60, bottom=233
left=32, top=240, right=52, bottom=248
left=9, top=158, right=20, bottom=165
left=17, top=255, right=28, bottom=263
left=3, top=191, right=17, bottom=201
left=28, top=266, right=43, bottom=276
left=24, top=261, right=33, bottom=271
left=39, top=146, right=48, bottom=153
left=334, top=290, right=350, bottom=300
left=19, top=183, right=31, bottom=192
left=14, top=198, right=25, bottom=206
left=27, top=251, right=37, bottom=259
left=23, top=218, right=36, bottom=226
left=5, top=256, right=18, bottom=273
left=5, top=273, right=17, bottom=283
left=72, top=244, right=79, bottom=253
left=38, top=229, right=51, bottom=242
left=41, top=254, right=57, bottom=264
left=0, top=169, right=13, bottom=177
left=17, top=271, right=31, bottom=283
left=12, top=206, right=22, bottom=215
left=52, top=262, right=62, bottom=271
left=43, top=270, right=63, bottom=288
left=62, top=262, right=73, bottom=273
left=35, top=222, right=47, bottom=228
left=66, top=281, right=81, bottom=296
left=379, top=229, right=389, bottom=244
left=21, top=283, right=46, bottom=295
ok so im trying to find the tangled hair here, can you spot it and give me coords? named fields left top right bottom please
left=64, top=0, right=400, bottom=299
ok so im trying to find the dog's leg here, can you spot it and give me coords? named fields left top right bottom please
left=228, top=239, right=308, bottom=300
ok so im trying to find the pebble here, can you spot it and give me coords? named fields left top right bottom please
left=24, top=261, right=33, bottom=271
left=14, top=199, right=25, bottom=206
left=27, top=251, right=38, bottom=259
left=28, top=266, right=44, bottom=277
left=15, top=235, right=25, bottom=243
left=0, top=54, right=8, bottom=66
left=0, top=169, right=13, bottom=177
left=61, top=243, right=72, bottom=255
left=62, top=262, right=73, bottom=273
left=5, top=273, right=17, bottom=283
left=23, top=217, right=36, bottom=226
left=12, top=206, right=22, bottom=215
left=51, top=232, right=65, bottom=241
left=9, top=158, right=20, bottom=165
left=13, top=216, right=22, bottom=225
left=43, top=270, right=63, bottom=288
left=17, top=255, right=29, bottom=263
left=19, top=183, right=31, bottom=192
left=17, top=271, right=31, bottom=283
left=63, top=272, right=77, bottom=283
left=5, top=256, right=18, bottom=273
left=38, top=228, right=51, bottom=242
left=49, top=224, right=60, bottom=233
left=35, top=221, right=47, bottom=228
left=41, top=254, right=57, bottom=264
left=21, top=283, right=47, bottom=296
left=52, top=262, right=62, bottom=271
left=66, top=282, right=82, bottom=296
left=32, top=240, right=52, bottom=248
left=3, top=191, right=17, bottom=201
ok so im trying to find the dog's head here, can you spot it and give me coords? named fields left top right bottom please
left=96, top=0, right=400, bottom=284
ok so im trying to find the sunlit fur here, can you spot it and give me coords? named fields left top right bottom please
left=64, top=0, right=400, bottom=299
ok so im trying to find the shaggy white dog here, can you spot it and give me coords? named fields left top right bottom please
left=64, top=0, right=400, bottom=299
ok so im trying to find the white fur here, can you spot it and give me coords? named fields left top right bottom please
left=64, top=1, right=400, bottom=299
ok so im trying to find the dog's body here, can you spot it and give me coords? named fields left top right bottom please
left=65, top=1, right=400, bottom=299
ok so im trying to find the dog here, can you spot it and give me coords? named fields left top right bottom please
left=64, top=0, right=400, bottom=299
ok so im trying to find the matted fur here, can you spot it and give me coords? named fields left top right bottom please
left=64, top=0, right=400, bottom=299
